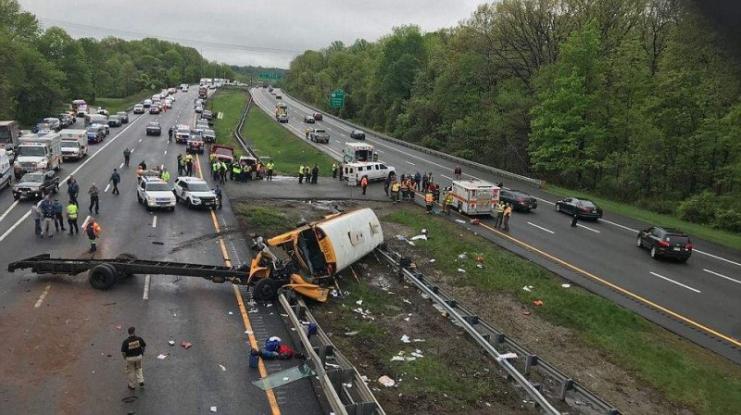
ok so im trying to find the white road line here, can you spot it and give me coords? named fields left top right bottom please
left=695, top=250, right=741, bottom=268
left=535, top=197, right=555, bottom=206
left=0, top=210, right=30, bottom=243
left=163, top=150, right=167, bottom=155
left=34, top=284, right=51, bottom=308
left=441, top=174, right=453, bottom=181
left=0, top=201, right=19, bottom=223
left=649, top=271, right=701, bottom=293
left=405, top=161, right=415, bottom=165
left=138, top=138, right=142, bottom=142
left=527, top=222, right=555, bottom=234
left=577, top=223, right=600, bottom=233
left=152, top=216, right=157, bottom=228
left=119, top=162, right=124, bottom=169
left=142, top=274, right=151, bottom=300
left=103, top=184, right=110, bottom=193
left=600, top=218, right=638, bottom=233
left=703, top=268, right=741, bottom=285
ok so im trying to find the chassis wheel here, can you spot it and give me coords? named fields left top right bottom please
left=115, top=254, right=137, bottom=278
left=89, top=264, right=118, bottom=290
left=253, top=278, right=282, bottom=301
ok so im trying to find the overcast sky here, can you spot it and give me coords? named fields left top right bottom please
left=19, top=0, right=485, bottom=68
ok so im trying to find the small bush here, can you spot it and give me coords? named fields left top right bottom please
left=713, top=209, right=741, bottom=232
left=677, top=191, right=717, bottom=224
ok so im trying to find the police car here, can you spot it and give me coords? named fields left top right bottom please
left=136, top=176, right=176, bottom=211
left=173, top=177, right=217, bottom=209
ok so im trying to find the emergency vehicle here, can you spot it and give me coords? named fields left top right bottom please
left=446, top=179, right=500, bottom=216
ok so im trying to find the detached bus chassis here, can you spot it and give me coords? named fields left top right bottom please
left=7, top=253, right=312, bottom=301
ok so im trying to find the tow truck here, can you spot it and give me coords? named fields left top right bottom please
left=8, top=208, right=384, bottom=303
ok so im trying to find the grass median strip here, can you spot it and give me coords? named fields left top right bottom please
left=209, top=88, right=248, bottom=158
left=385, top=208, right=741, bottom=415
left=241, top=104, right=335, bottom=176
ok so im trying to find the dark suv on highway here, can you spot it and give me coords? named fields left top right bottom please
left=500, top=189, right=537, bottom=212
left=555, top=197, right=603, bottom=220
left=636, top=226, right=692, bottom=262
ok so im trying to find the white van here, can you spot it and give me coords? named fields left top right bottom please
left=342, top=161, right=395, bottom=185
left=0, top=149, right=11, bottom=189
left=59, top=129, right=88, bottom=160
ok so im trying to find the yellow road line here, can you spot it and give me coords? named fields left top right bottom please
left=198, top=154, right=281, bottom=414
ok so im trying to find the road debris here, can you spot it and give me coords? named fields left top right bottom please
left=401, top=334, right=411, bottom=343
left=228, top=311, right=234, bottom=315
left=532, top=300, right=544, bottom=307
left=457, top=252, right=468, bottom=260
left=378, top=375, right=396, bottom=387
left=522, top=285, right=533, bottom=292
left=168, top=340, right=175, bottom=346
left=457, top=268, right=466, bottom=273
left=356, top=299, right=363, bottom=306
left=210, top=406, right=217, bottom=412
left=496, top=352, right=518, bottom=362
left=345, top=331, right=359, bottom=336
left=455, top=219, right=466, bottom=224
left=181, top=341, right=192, bottom=349
left=157, top=354, right=168, bottom=360
left=219, top=364, right=226, bottom=371
left=410, top=234, right=427, bottom=241
left=561, top=283, right=571, bottom=288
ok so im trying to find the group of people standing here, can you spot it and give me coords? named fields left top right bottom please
left=209, top=155, right=274, bottom=184
left=298, top=163, right=320, bottom=184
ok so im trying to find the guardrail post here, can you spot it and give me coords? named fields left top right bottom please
left=463, top=315, right=479, bottom=325
left=524, top=354, right=539, bottom=375
left=446, top=299, right=457, bottom=308
left=558, top=378, right=573, bottom=400
left=319, top=344, right=334, bottom=365
left=493, top=333, right=506, bottom=345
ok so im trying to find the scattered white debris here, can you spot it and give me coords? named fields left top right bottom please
left=248, top=308, right=259, bottom=314
left=411, top=234, right=427, bottom=241
left=561, top=283, right=571, bottom=288
left=522, top=286, right=532, bottom=292
left=244, top=330, right=253, bottom=335
left=457, top=252, right=468, bottom=260
left=476, top=263, right=484, bottom=269
left=356, top=299, right=363, bottom=306
left=283, top=377, right=290, bottom=381
left=457, top=268, right=466, bottom=273
left=157, top=354, right=168, bottom=360
left=228, top=311, right=234, bottom=315
left=407, top=240, right=415, bottom=246
left=210, top=406, right=217, bottom=413
left=496, top=352, right=519, bottom=362
left=330, top=289, right=339, bottom=298
left=402, top=298, right=412, bottom=305
left=455, top=219, right=466, bottom=224
left=344, top=331, right=359, bottom=336
left=378, top=375, right=395, bottom=387
left=168, top=340, right=175, bottom=346
left=219, top=364, right=226, bottom=371
left=429, top=258, right=436, bottom=263
left=413, top=339, right=425, bottom=343
left=411, top=351, right=424, bottom=358
left=401, top=335, right=411, bottom=344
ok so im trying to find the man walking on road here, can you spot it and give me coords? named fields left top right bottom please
left=502, top=203, right=513, bottom=231
left=88, top=183, right=99, bottom=215
left=66, top=200, right=78, bottom=235
left=311, top=164, right=319, bottom=184
left=121, top=326, right=146, bottom=391
left=123, top=148, right=131, bottom=167
left=571, top=213, right=578, bottom=228
left=360, top=175, right=369, bottom=195
left=52, top=198, right=65, bottom=232
left=67, top=176, right=79, bottom=206
left=331, top=162, right=337, bottom=179
left=85, top=218, right=101, bottom=252
left=266, top=161, right=274, bottom=181
left=32, top=202, right=42, bottom=237
left=39, top=196, right=55, bottom=238
left=109, top=169, right=121, bottom=195
left=298, top=164, right=304, bottom=184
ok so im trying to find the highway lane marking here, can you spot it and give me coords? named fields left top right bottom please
left=599, top=218, right=637, bottom=232
left=527, top=222, right=555, bottom=234
left=0, top=211, right=30, bottom=243
left=405, top=161, right=415, bottom=165
left=649, top=271, right=701, bottom=293
left=0, top=201, right=19, bottom=223
left=534, top=197, right=556, bottom=206
left=197, top=153, right=281, bottom=414
left=163, top=150, right=167, bottom=155
left=577, top=223, right=600, bottom=233
left=138, top=138, right=142, bottom=143
left=694, top=250, right=741, bottom=268
left=119, top=162, right=124, bottom=169
left=152, top=216, right=157, bottom=228
left=142, top=274, right=151, bottom=300
left=34, top=284, right=51, bottom=308
left=441, top=174, right=453, bottom=181
left=703, top=268, right=741, bottom=285
left=465, top=219, right=741, bottom=347
left=104, top=184, right=110, bottom=193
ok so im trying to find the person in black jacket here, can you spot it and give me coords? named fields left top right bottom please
left=121, top=327, right=146, bottom=390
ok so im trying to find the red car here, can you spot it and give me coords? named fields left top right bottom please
left=312, top=112, right=323, bottom=121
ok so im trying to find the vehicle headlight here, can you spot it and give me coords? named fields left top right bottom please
left=191, top=197, right=201, bottom=204
left=37, top=161, right=47, bottom=168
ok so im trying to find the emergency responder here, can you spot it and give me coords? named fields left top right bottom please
left=331, top=162, right=338, bottom=179
left=32, top=202, right=41, bottom=237
left=52, top=198, right=65, bottom=232
left=406, top=177, right=416, bottom=200
left=121, top=326, right=146, bottom=390
left=219, top=161, right=227, bottom=184
left=160, top=168, right=170, bottom=182
left=360, top=175, right=369, bottom=195
left=383, top=174, right=391, bottom=196
left=414, top=172, right=421, bottom=190
left=425, top=190, right=434, bottom=214
left=168, top=126, right=173, bottom=142
left=138, top=160, right=147, bottom=171
left=67, top=176, right=79, bottom=206
left=211, top=159, right=219, bottom=181
left=298, top=164, right=305, bottom=184
left=85, top=217, right=101, bottom=252
left=303, top=166, right=310, bottom=184
left=454, top=165, right=462, bottom=180
left=185, top=154, right=194, bottom=176
left=311, top=164, right=319, bottom=184
left=239, top=163, right=248, bottom=182
left=66, top=199, right=78, bottom=235
left=177, top=154, right=185, bottom=176
left=400, top=177, right=409, bottom=201
left=421, top=173, right=428, bottom=191
left=230, top=161, right=239, bottom=181
left=109, top=169, right=121, bottom=195
left=571, top=213, right=578, bottom=228
left=214, top=185, right=223, bottom=210
left=123, top=148, right=131, bottom=167
left=443, top=192, right=454, bottom=215
left=88, top=183, right=99, bottom=215
left=390, top=178, right=401, bottom=203
left=502, top=203, right=513, bottom=231
left=494, top=201, right=505, bottom=228
left=266, top=161, right=274, bottom=181
left=338, top=163, right=344, bottom=181
left=39, top=196, right=55, bottom=238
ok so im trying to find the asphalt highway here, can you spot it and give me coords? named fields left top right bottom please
left=0, top=88, right=322, bottom=414
left=252, top=87, right=741, bottom=363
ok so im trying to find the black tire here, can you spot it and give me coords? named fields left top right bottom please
left=115, top=254, right=137, bottom=279
left=89, top=264, right=118, bottom=290
left=253, top=278, right=281, bottom=301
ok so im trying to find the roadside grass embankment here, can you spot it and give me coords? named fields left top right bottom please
left=545, top=184, right=741, bottom=251
left=94, top=90, right=154, bottom=113
left=241, top=103, right=335, bottom=176
left=385, top=208, right=741, bottom=415
left=208, top=88, right=248, bottom=159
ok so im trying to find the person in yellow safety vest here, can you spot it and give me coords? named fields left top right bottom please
left=298, top=164, right=305, bottom=184
left=331, top=162, right=338, bottom=179
left=66, top=200, right=79, bottom=235
left=160, top=168, right=170, bottom=182
left=390, top=179, right=401, bottom=203
left=266, top=161, right=274, bottom=181
left=502, top=203, right=513, bottom=231
left=425, top=191, right=434, bottom=214
left=399, top=178, right=409, bottom=200
left=494, top=201, right=505, bottom=229
left=405, top=178, right=415, bottom=200
left=231, top=162, right=242, bottom=182
left=443, top=193, right=454, bottom=215
left=219, top=161, right=228, bottom=184
left=209, top=153, right=216, bottom=163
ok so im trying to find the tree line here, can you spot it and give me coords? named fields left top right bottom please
left=0, top=0, right=234, bottom=125
left=285, top=0, right=741, bottom=232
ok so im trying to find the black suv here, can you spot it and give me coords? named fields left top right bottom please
left=555, top=197, right=602, bottom=220
left=500, top=189, right=537, bottom=212
left=12, top=170, right=60, bottom=200
left=146, top=122, right=162, bottom=136
left=636, top=227, right=692, bottom=262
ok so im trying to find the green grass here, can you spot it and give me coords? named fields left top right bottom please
left=384, top=208, right=741, bottom=415
left=94, top=90, right=154, bottom=113
left=233, top=204, right=297, bottom=236
left=209, top=89, right=249, bottom=158
left=545, top=184, right=741, bottom=251
left=242, top=104, right=335, bottom=176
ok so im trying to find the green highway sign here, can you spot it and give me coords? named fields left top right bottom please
left=329, top=89, right=345, bottom=109
left=258, top=72, right=283, bottom=80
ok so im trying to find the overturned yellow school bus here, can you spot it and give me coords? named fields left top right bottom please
left=268, top=208, right=384, bottom=280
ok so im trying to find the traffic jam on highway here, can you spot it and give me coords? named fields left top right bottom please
left=1, top=82, right=739, bottom=414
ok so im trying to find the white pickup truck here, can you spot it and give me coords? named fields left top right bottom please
left=59, top=129, right=88, bottom=160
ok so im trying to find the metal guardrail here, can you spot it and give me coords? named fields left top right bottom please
left=278, top=294, right=385, bottom=415
left=232, top=92, right=259, bottom=160
left=375, top=248, right=620, bottom=415
left=279, top=91, right=544, bottom=187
